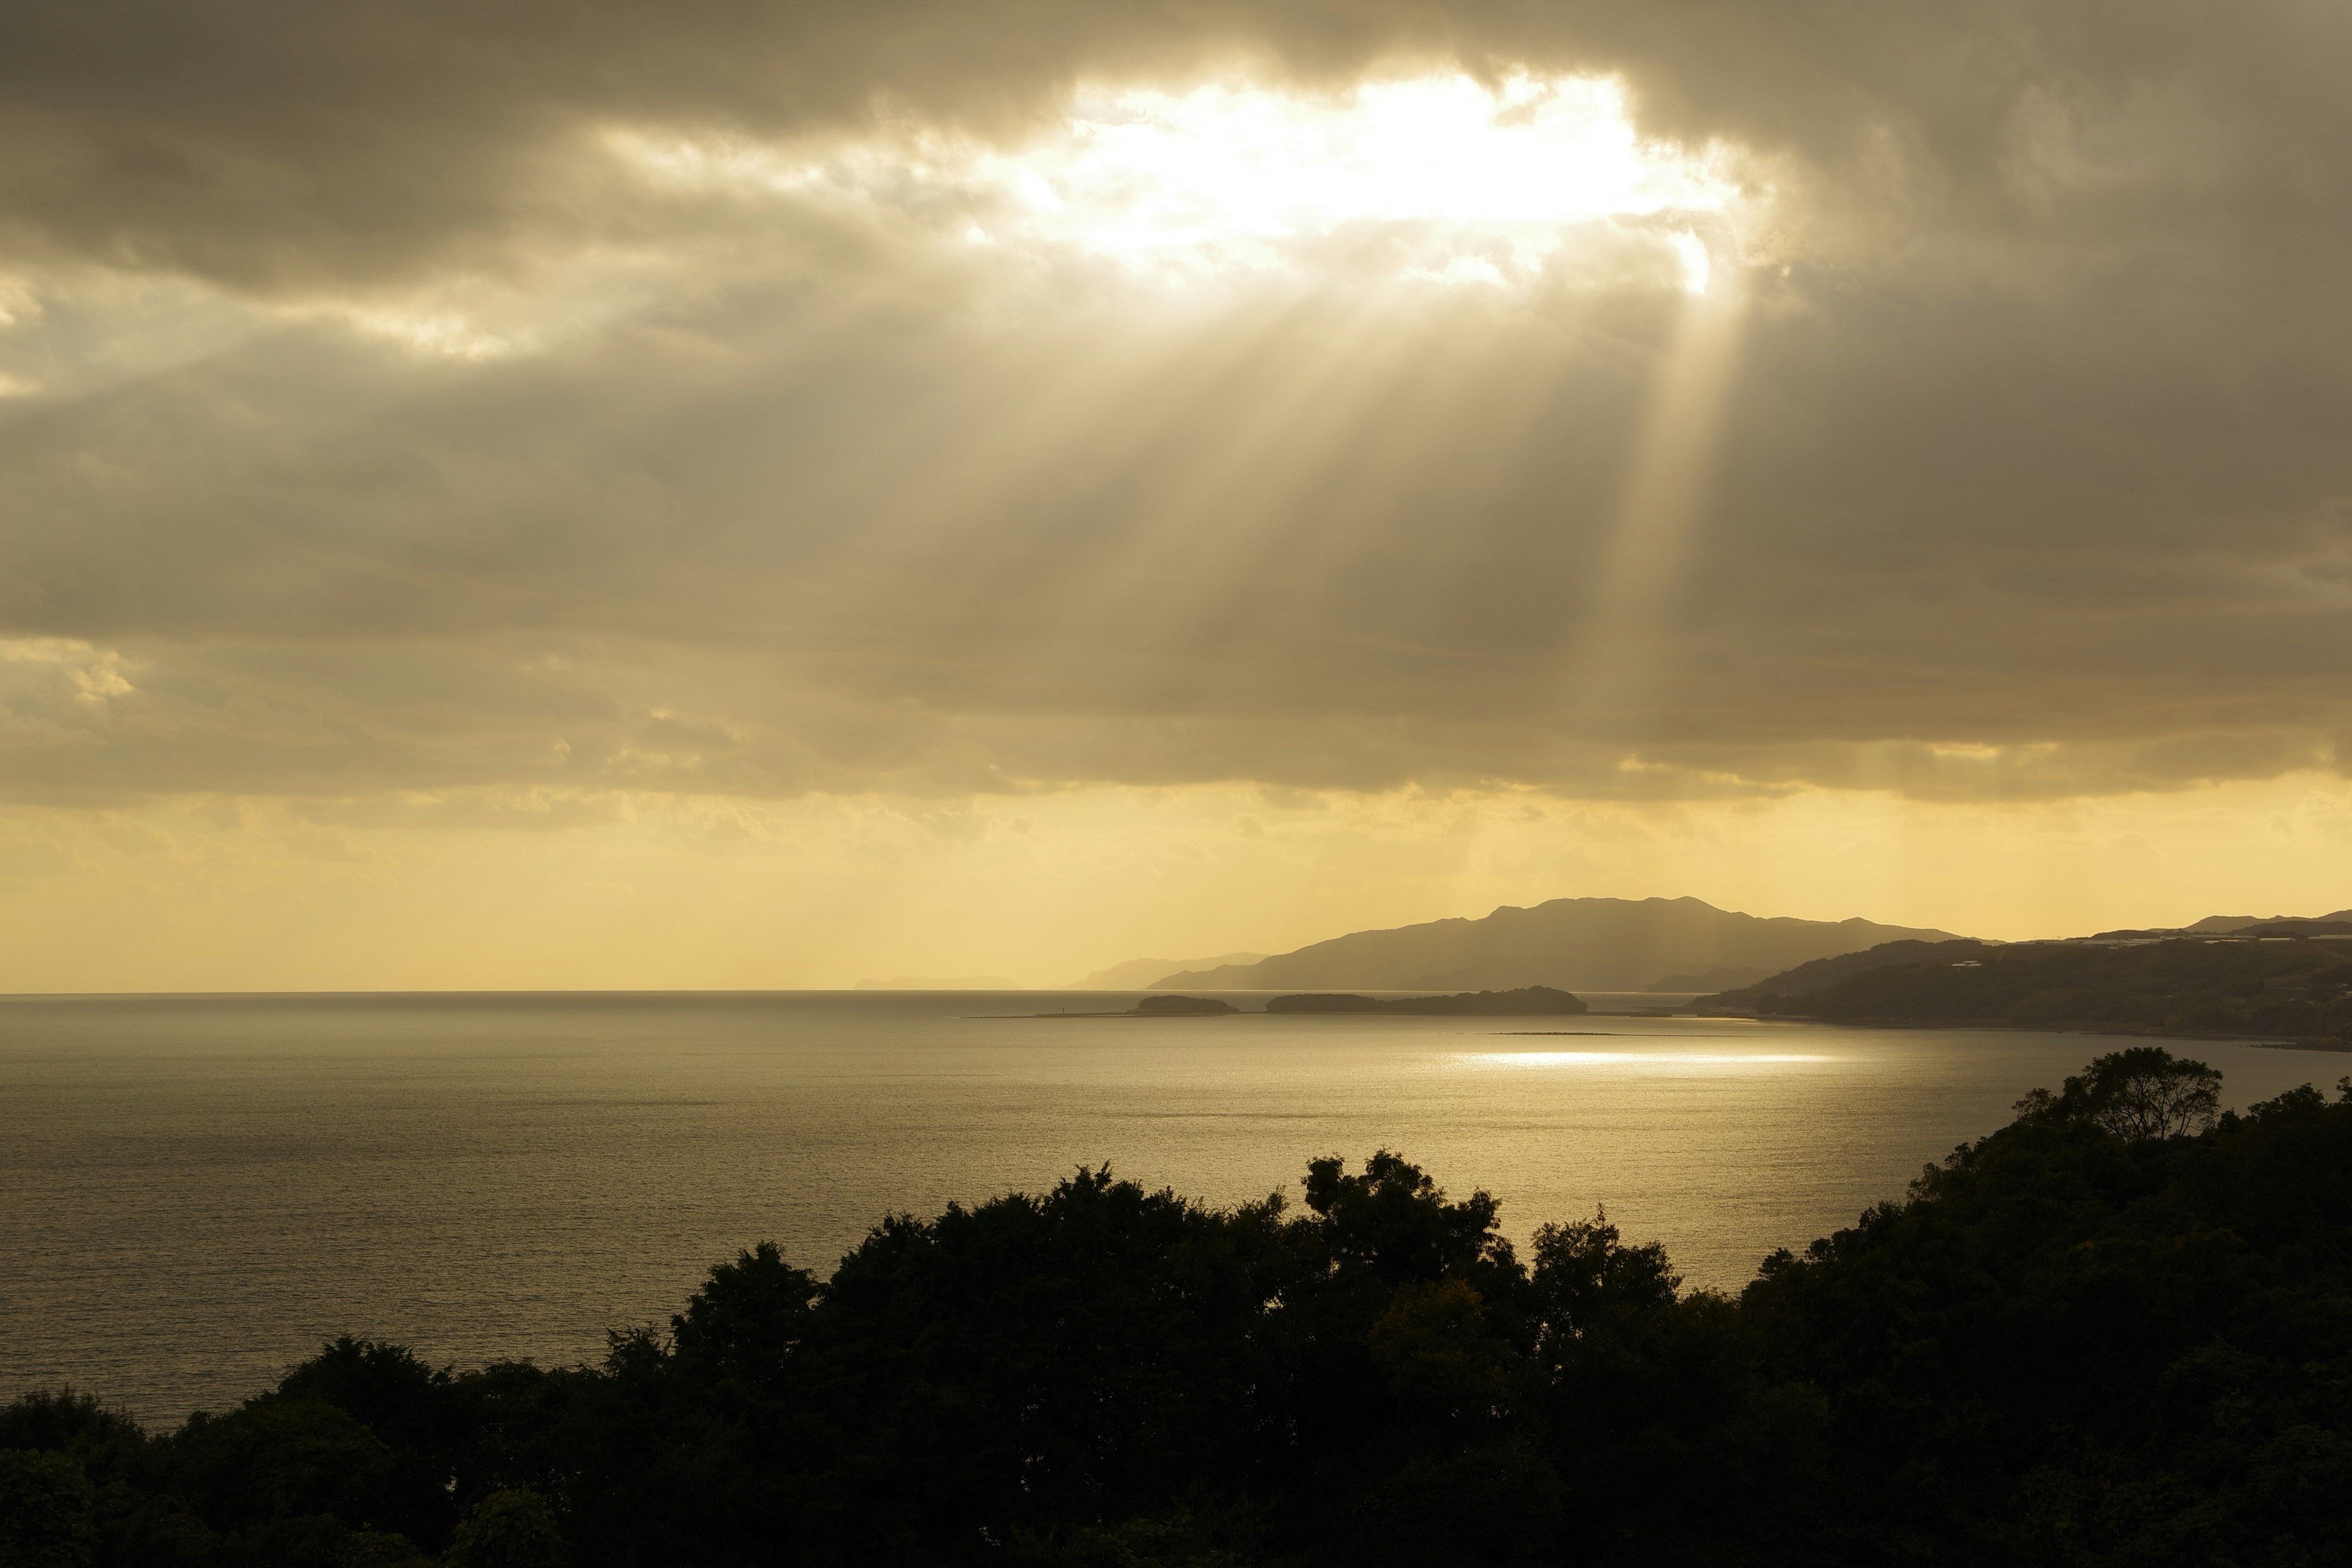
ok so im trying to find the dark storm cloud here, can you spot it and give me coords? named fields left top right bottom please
left=1, top=1, right=2349, bottom=807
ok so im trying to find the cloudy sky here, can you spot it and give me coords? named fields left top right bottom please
left=4, top=1, right=2350, bottom=989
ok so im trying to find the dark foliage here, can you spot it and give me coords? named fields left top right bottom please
left=7, top=1049, right=2351, bottom=1567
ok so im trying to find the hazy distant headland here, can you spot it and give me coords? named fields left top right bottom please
left=14, top=1047, right=2348, bottom=1567
left=1066, top=953, right=1267, bottom=989
left=1145, top=895, right=1961, bottom=992
left=1007, top=987, right=1588, bottom=1017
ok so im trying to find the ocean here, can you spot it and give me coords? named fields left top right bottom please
left=1, top=989, right=2333, bottom=1423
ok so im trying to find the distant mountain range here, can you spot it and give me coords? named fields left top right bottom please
left=1067, top=953, right=1267, bottom=990
left=1069, top=902, right=2352, bottom=1001
left=1148, top=896, right=1963, bottom=993
left=2153, top=910, right=2352, bottom=934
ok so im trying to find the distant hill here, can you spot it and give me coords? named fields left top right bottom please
left=1694, top=939, right=1994, bottom=1011
left=2169, top=910, right=2352, bottom=935
left=1734, top=936, right=2352, bottom=1039
left=1154, top=897, right=1964, bottom=993
left=1066, top=953, right=1267, bottom=990
left=1697, top=909, right=2352, bottom=1017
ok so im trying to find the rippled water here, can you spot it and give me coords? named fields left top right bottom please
left=1, top=990, right=2334, bottom=1422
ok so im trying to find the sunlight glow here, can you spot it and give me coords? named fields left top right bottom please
left=336, top=306, right=517, bottom=361
left=612, top=73, right=1743, bottom=290
left=990, top=76, right=1732, bottom=264
left=1556, top=246, right=1750, bottom=729
left=0, top=636, right=135, bottom=704
left=1456, top=1052, right=1835, bottom=1068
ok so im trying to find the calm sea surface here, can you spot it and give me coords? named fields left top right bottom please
left=2, top=990, right=2338, bottom=1423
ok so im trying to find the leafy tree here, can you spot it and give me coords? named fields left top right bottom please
left=2013, top=1045, right=2223, bottom=1139
left=0, top=1392, right=140, bottom=1459
left=1528, top=1209, right=1678, bottom=1349
left=1301, top=1150, right=1515, bottom=1290
left=669, top=1242, right=820, bottom=1390
left=0, top=1449, right=97, bottom=1568
left=448, top=1488, right=565, bottom=1568
left=166, top=1394, right=401, bottom=1539
left=273, top=1338, right=463, bottom=1548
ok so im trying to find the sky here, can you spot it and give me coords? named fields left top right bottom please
left=4, top=1, right=2352, bottom=989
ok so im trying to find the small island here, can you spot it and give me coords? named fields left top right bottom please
left=993, top=989, right=1585, bottom=1019
left=1266, top=986, right=1588, bottom=1016
left=993, top=995, right=1241, bottom=1017
left=1128, top=995, right=1238, bottom=1016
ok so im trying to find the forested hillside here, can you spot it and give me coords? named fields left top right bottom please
left=1694, top=938, right=1989, bottom=1010
left=1744, top=937, right=2352, bottom=1040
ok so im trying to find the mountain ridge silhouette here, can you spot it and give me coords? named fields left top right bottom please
left=1153, top=895, right=1963, bottom=992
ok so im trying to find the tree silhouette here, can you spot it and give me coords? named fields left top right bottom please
left=448, top=1488, right=565, bottom=1568
left=2013, top=1045, right=2223, bottom=1138
left=10, top=1050, right=2352, bottom=1567
left=0, top=1450, right=96, bottom=1568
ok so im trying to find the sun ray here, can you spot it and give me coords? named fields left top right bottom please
left=1556, top=233, right=1751, bottom=745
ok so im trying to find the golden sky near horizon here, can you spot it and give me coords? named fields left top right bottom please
left=4, top=2, right=2352, bottom=988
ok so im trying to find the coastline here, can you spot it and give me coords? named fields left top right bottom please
left=1698, top=1010, right=2348, bottom=1050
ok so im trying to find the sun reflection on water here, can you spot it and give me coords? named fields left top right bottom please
left=1453, top=1051, right=1836, bottom=1068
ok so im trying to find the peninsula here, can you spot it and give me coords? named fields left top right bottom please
left=1701, top=924, right=2352, bottom=1044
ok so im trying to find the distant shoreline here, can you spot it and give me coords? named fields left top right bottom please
left=1703, top=1009, right=2339, bottom=1049
left=972, top=1011, right=1691, bottom=1022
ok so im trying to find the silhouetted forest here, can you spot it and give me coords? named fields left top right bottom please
left=7, top=1048, right=2351, bottom=1567
left=1746, top=937, right=2352, bottom=1039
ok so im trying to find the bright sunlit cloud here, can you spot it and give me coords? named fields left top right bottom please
left=612, top=72, right=1744, bottom=290
left=984, top=76, right=1735, bottom=268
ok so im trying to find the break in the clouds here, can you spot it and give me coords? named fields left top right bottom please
left=4, top=0, right=2351, bottom=813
